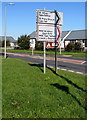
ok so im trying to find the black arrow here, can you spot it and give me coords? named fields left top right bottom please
left=54, top=10, right=60, bottom=25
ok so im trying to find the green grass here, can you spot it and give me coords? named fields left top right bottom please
left=2, top=58, right=86, bottom=118
left=1, top=49, right=86, bottom=58
left=0, top=56, right=2, bottom=119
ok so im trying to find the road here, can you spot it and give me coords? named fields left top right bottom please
left=1, top=52, right=87, bottom=75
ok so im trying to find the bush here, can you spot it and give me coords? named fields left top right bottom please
left=17, top=35, right=30, bottom=50
left=74, top=42, right=82, bottom=51
left=35, top=41, right=43, bottom=50
left=65, top=42, right=75, bottom=52
left=65, top=41, right=83, bottom=52
left=7, top=40, right=10, bottom=47
left=0, top=41, right=2, bottom=47
left=2, top=40, right=10, bottom=47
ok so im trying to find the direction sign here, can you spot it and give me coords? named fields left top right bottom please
left=36, top=10, right=63, bottom=25
left=36, top=9, right=63, bottom=74
left=37, top=24, right=61, bottom=42
left=46, top=42, right=59, bottom=48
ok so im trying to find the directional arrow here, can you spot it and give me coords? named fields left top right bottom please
left=54, top=10, right=60, bottom=25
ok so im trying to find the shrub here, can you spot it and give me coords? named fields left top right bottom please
left=65, top=42, right=75, bottom=52
left=17, top=35, right=30, bottom=50
left=35, top=41, right=43, bottom=50
left=74, top=42, right=82, bottom=51
left=2, top=40, right=10, bottom=47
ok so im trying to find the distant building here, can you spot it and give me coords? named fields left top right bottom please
left=29, top=31, right=36, bottom=50
left=0, top=36, right=17, bottom=49
left=63, top=30, right=87, bottom=51
left=29, top=30, right=87, bottom=51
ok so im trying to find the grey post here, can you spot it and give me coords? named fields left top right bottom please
left=43, top=8, right=46, bottom=74
left=54, top=10, right=57, bottom=74
left=4, top=5, right=6, bottom=58
left=4, top=3, right=15, bottom=58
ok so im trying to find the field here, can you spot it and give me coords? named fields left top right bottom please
left=1, top=49, right=86, bottom=58
left=2, top=58, right=87, bottom=118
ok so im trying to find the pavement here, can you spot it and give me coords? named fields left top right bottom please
left=0, top=51, right=86, bottom=64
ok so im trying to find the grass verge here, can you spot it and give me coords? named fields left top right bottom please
left=1, top=49, right=86, bottom=58
left=0, top=56, right=2, bottom=119
left=2, top=58, right=86, bottom=118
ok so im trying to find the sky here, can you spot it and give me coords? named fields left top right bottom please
left=1, top=2, right=85, bottom=40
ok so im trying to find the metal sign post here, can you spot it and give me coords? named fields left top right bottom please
left=54, top=10, right=60, bottom=74
left=32, top=39, right=34, bottom=55
left=60, top=42, right=61, bottom=55
left=43, top=41, right=46, bottom=74
left=32, top=47, right=34, bottom=55
left=43, top=8, right=46, bottom=74
left=55, top=10, right=57, bottom=74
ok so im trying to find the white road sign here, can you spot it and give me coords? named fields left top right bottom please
left=36, top=9, right=63, bottom=74
left=46, top=42, right=59, bottom=48
left=36, top=10, right=63, bottom=25
left=37, top=24, right=62, bottom=42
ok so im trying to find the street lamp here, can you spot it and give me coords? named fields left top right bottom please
left=4, top=3, right=15, bottom=58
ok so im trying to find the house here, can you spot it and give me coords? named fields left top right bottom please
left=63, top=30, right=87, bottom=51
left=29, top=31, right=36, bottom=50
left=29, top=30, right=87, bottom=51
left=0, top=36, right=17, bottom=49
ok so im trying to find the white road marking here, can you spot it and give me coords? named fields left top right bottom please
left=59, top=68, right=67, bottom=71
left=81, top=61, right=86, bottom=64
left=75, top=72, right=84, bottom=74
left=68, top=70, right=74, bottom=72
left=57, top=67, right=86, bottom=75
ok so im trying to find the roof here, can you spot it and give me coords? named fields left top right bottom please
left=0, top=36, right=17, bottom=43
left=29, top=31, right=37, bottom=39
left=29, top=30, right=87, bottom=40
left=61, top=31, right=70, bottom=39
left=64, top=30, right=87, bottom=40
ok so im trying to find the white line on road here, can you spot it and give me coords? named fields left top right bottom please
left=81, top=61, right=86, bottom=64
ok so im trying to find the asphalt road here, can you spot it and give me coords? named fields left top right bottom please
left=1, top=52, right=86, bottom=75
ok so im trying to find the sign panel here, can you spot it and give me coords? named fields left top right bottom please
left=30, top=39, right=35, bottom=48
left=37, top=24, right=61, bottom=42
left=46, top=42, right=59, bottom=48
left=36, top=9, right=63, bottom=74
left=36, top=10, right=63, bottom=25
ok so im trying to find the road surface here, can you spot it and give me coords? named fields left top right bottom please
left=1, top=52, right=86, bottom=75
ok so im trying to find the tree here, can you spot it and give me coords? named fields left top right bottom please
left=65, top=42, right=75, bottom=52
left=35, top=41, right=43, bottom=50
left=74, top=42, right=82, bottom=51
left=0, top=41, right=2, bottom=47
left=17, top=35, right=30, bottom=49
left=2, top=40, right=10, bottom=47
